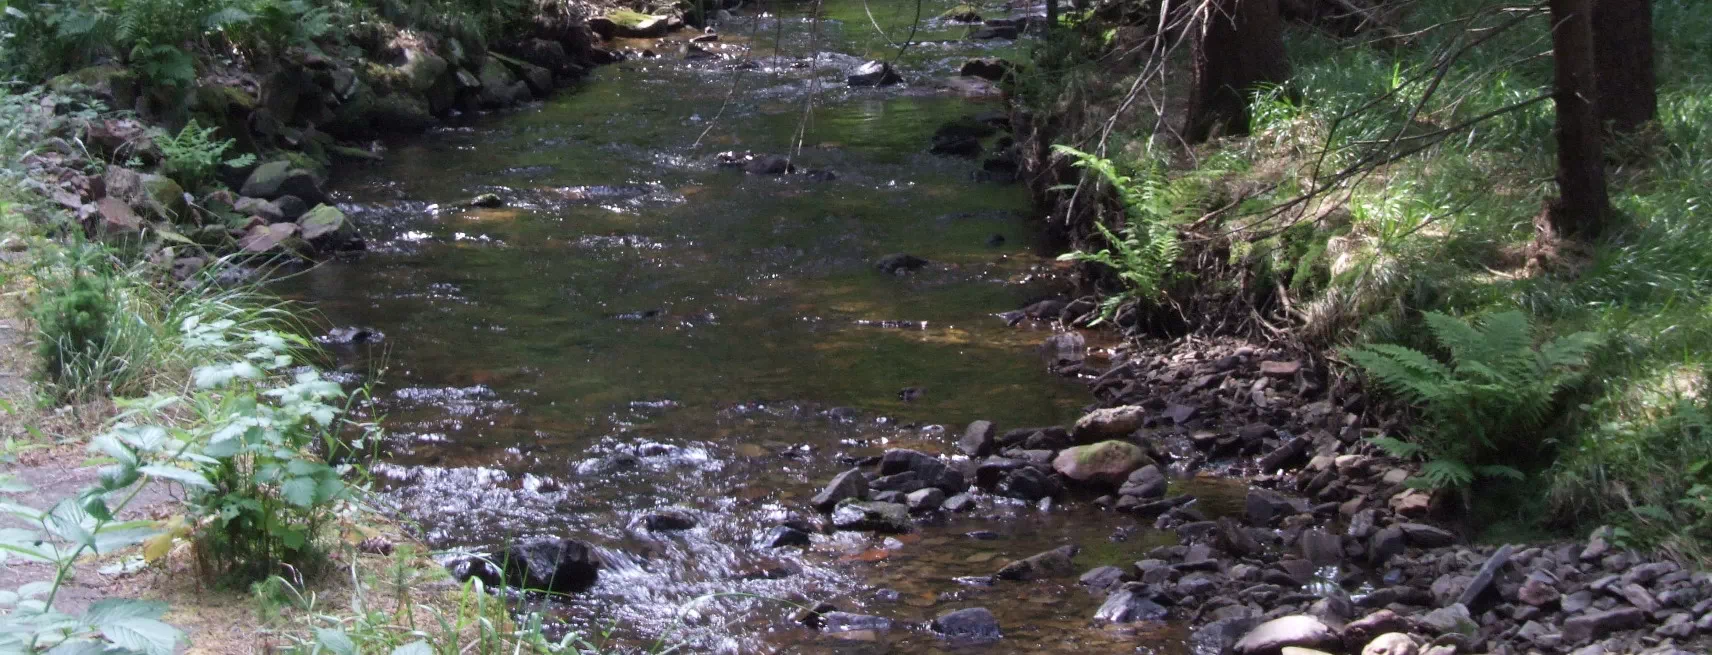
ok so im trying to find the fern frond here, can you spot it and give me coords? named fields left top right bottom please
left=1423, top=311, right=1489, bottom=367
left=1418, top=459, right=1475, bottom=489
left=1346, top=343, right=1456, bottom=402
left=1369, top=435, right=1424, bottom=459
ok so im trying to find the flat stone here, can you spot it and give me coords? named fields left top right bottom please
left=1053, top=441, right=1151, bottom=489
left=1561, top=607, right=1646, bottom=644
left=1361, top=632, right=1418, bottom=655
left=1095, top=583, right=1168, bottom=623
left=830, top=501, right=912, bottom=533
left=1079, top=565, right=1129, bottom=591
left=1260, top=360, right=1302, bottom=377
left=812, top=469, right=867, bottom=512
left=1233, top=615, right=1337, bottom=655
left=1455, top=544, right=1513, bottom=608
left=1073, top=405, right=1147, bottom=442
left=930, top=607, right=1000, bottom=643
left=995, top=545, right=1077, bottom=581
left=1398, top=522, right=1456, bottom=548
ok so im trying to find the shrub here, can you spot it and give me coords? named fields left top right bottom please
left=1346, top=310, right=1602, bottom=491
left=155, top=118, right=254, bottom=193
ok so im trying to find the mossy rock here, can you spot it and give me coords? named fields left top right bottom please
left=192, top=84, right=258, bottom=114
left=591, top=10, right=671, bottom=38
left=490, top=53, right=553, bottom=96
left=477, top=58, right=523, bottom=108
left=297, top=204, right=354, bottom=242
left=399, top=48, right=450, bottom=93
left=141, top=174, right=191, bottom=223
left=47, top=66, right=139, bottom=108
left=370, top=93, right=436, bottom=131
left=941, top=4, right=982, bottom=21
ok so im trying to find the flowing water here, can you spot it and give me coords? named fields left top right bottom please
left=278, top=3, right=1238, bottom=652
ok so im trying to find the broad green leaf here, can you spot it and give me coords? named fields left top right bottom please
left=81, top=599, right=167, bottom=626
left=139, top=465, right=213, bottom=490
left=0, top=475, right=31, bottom=494
left=45, top=639, right=111, bottom=655
left=281, top=477, right=317, bottom=508
left=90, top=435, right=139, bottom=469
left=315, top=628, right=356, bottom=655
left=46, top=500, right=96, bottom=549
left=100, top=617, right=181, bottom=655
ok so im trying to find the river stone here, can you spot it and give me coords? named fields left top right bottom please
left=930, top=607, right=1000, bottom=643
left=1456, top=543, right=1512, bottom=608
left=959, top=58, right=1012, bottom=81
left=959, top=420, right=997, bottom=457
left=1519, top=570, right=1562, bottom=606
left=1073, top=405, right=1146, bottom=441
left=744, top=155, right=792, bottom=175
left=1233, top=615, right=1337, bottom=655
left=831, top=501, right=912, bottom=533
left=812, top=468, right=867, bottom=512
left=1561, top=607, right=1646, bottom=644
left=1053, top=441, right=1150, bottom=488
left=1415, top=603, right=1476, bottom=637
left=397, top=48, right=449, bottom=92
left=1300, top=529, right=1343, bottom=566
left=642, top=509, right=697, bottom=531
left=239, top=223, right=299, bottom=253
left=995, top=544, right=1077, bottom=581
left=996, top=466, right=1060, bottom=501
left=239, top=160, right=292, bottom=198
left=756, top=525, right=811, bottom=548
left=1079, top=565, right=1129, bottom=591
left=297, top=204, right=355, bottom=245
left=235, top=196, right=285, bottom=223
left=1362, top=633, right=1418, bottom=655
left=905, top=487, right=944, bottom=512
left=878, top=449, right=964, bottom=493
left=1369, top=526, right=1406, bottom=564
left=1194, top=616, right=1263, bottom=655
left=941, top=493, right=975, bottom=512
left=820, top=611, right=891, bottom=636
left=591, top=9, right=671, bottom=38
left=1094, top=582, right=1168, bottom=623
left=847, top=60, right=901, bottom=87
left=1398, top=522, right=1456, bottom=548
left=483, top=537, right=600, bottom=594
left=875, top=252, right=929, bottom=274
left=1118, top=464, right=1167, bottom=499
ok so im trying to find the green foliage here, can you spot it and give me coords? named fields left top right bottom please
left=1053, top=145, right=1224, bottom=322
left=0, top=428, right=196, bottom=653
left=32, top=255, right=117, bottom=396
left=155, top=118, right=253, bottom=192
left=1348, top=310, right=1601, bottom=491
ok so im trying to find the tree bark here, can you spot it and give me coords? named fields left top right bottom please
left=1543, top=0, right=1610, bottom=239
left=1592, top=0, right=1656, bottom=134
left=1185, top=0, right=1291, bottom=143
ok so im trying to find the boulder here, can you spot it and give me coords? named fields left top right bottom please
left=1078, top=565, right=1129, bottom=592
left=297, top=204, right=356, bottom=247
left=1398, top=522, right=1456, bottom=548
left=940, top=4, right=982, bottom=21
left=104, top=167, right=187, bottom=221
left=959, top=58, right=1012, bottom=81
left=397, top=48, right=450, bottom=93
left=930, top=607, right=1000, bottom=643
left=996, top=466, right=1060, bottom=501
left=590, top=10, right=672, bottom=38
left=995, top=544, right=1077, bottom=581
left=811, top=469, right=868, bottom=512
left=239, top=223, right=301, bottom=254
left=1194, top=617, right=1263, bottom=655
left=875, top=253, right=929, bottom=274
left=1073, top=405, right=1146, bottom=442
left=847, top=60, right=902, bottom=87
left=959, top=420, right=997, bottom=457
left=95, top=198, right=142, bottom=235
left=478, top=537, right=600, bottom=594
left=1414, top=603, right=1476, bottom=637
left=755, top=525, right=811, bottom=548
left=1094, top=582, right=1169, bottom=623
left=830, top=501, right=912, bottom=533
left=1362, top=633, right=1418, bottom=655
left=1233, top=615, right=1338, bottom=655
left=1118, top=464, right=1167, bottom=499
left=1561, top=607, right=1646, bottom=644
left=642, top=510, right=697, bottom=531
left=1052, top=441, right=1151, bottom=489
left=240, top=161, right=328, bottom=205
left=491, top=53, right=553, bottom=96
left=234, top=196, right=285, bottom=224
left=905, top=487, right=945, bottom=512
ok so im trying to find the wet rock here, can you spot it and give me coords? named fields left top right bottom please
left=235, top=196, right=286, bottom=223
left=959, top=420, right=998, bottom=457
left=995, top=544, right=1077, bottom=581
left=996, top=466, right=1061, bottom=501
left=756, top=525, right=811, bottom=548
left=239, top=223, right=299, bottom=253
left=831, top=500, right=912, bottom=533
left=1370, top=525, right=1406, bottom=564
left=319, top=326, right=383, bottom=345
left=941, top=3, right=982, bottom=21
left=590, top=10, right=672, bottom=38
left=274, top=195, right=308, bottom=221
left=1415, top=603, right=1476, bottom=637
left=879, top=449, right=965, bottom=492
left=744, top=155, right=793, bottom=175
left=875, top=253, right=929, bottom=274
left=1362, top=633, right=1419, bottom=655
left=941, top=493, right=975, bottom=512
left=1052, top=441, right=1150, bottom=489
left=1561, top=607, right=1646, bottom=644
left=298, top=204, right=359, bottom=249
left=1079, top=565, right=1130, bottom=592
left=1194, top=617, right=1263, bottom=655
left=847, top=60, right=902, bottom=87
left=871, top=471, right=924, bottom=494
left=1041, top=331, right=1086, bottom=364
left=1118, top=465, right=1167, bottom=499
left=812, top=468, right=868, bottom=512
left=1398, top=522, right=1456, bottom=548
left=642, top=510, right=697, bottom=531
left=929, top=132, right=982, bottom=158
left=470, top=193, right=504, bottom=208
left=478, top=537, right=600, bottom=594
left=793, top=602, right=838, bottom=629
left=975, top=456, right=1029, bottom=487
left=1095, top=582, right=1169, bottom=623
left=820, top=611, right=892, bottom=637
left=1246, top=488, right=1302, bottom=527
left=959, top=58, right=1012, bottom=81
left=1258, top=437, right=1311, bottom=471
left=1234, top=615, right=1337, bottom=655
left=970, top=25, right=1019, bottom=40
left=930, top=607, right=1001, bottom=643
left=1073, top=405, right=1147, bottom=442
left=905, top=487, right=945, bottom=512
left=1300, top=529, right=1343, bottom=567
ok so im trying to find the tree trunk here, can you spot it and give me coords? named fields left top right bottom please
left=1046, top=0, right=1059, bottom=32
left=1543, top=0, right=1610, bottom=239
left=1185, top=0, right=1290, bottom=143
left=1592, top=0, right=1656, bottom=134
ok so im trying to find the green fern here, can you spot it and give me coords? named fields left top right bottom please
left=1053, top=145, right=1223, bottom=323
left=1348, top=310, right=1601, bottom=491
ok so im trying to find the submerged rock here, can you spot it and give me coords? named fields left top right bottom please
left=847, top=60, right=902, bottom=87
left=755, top=525, right=812, bottom=548
left=960, top=58, right=1013, bottom=81
left=875, top=253, right=929, bottom=274
left=450, top=537, right=599, bottom=595
left=1095, top=582, right=1169, bottom=623
left=831, top=500, right=912, bottom=533
left=821, top=611, right=892, bottom=638
left=642, top=509, right=697, bottom=531
left=995, top=544, right=1077, bottom=581
left=931, top=607, right=1001, bottom=643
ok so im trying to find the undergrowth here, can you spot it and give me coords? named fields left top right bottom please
left=1040, top=0, right=1712, bottom=557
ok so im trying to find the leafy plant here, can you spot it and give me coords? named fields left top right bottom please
left=155, top=118, right=253, bottom=193
left=1053, top=145, right=1221, bottom=323
left=1347, top=310, right=1602, bottom=491
left=33, top=252, right=119, bottom=397
left=0, top=425, right=196, bottom=653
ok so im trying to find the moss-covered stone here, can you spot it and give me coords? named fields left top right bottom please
left=398, top=48, right=450, bottom=93
left=591, top=10, right=671, bottom=38
left=297, top=204, right=353, bottom=242
left=370, top=93, right=436, bottom=131
left=940, top=4, right=982, bottom=21
left=490, top=53, right=553, bottom=96
left=47, top=66, right=139, bottom=108
left=477, top=58, right=522, bottom=108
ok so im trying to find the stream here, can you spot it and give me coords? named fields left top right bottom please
left=276, top=3, right=1235, bottom=652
